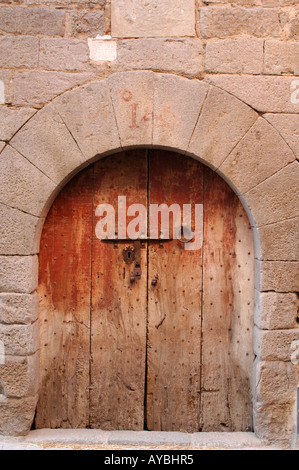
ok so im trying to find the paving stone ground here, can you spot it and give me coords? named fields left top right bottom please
left=0, top=430, right=297, bottom=450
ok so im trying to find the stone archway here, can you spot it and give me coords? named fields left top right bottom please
left=0, top=71, right=298, bottom=446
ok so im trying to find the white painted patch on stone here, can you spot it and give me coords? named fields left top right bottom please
left=0, top=81, right=5, bottom=104
left=88, top=36, right=117, bottom=63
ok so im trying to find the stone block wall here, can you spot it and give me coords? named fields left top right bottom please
left=0, top=0, right=298, bottom=447
left=0, top=0, right=298, bottom=111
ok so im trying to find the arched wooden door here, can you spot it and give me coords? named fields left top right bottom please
left=36, top=149, right=254, bottom=432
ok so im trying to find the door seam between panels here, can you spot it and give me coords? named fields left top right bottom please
left=144, top=149, right=150, bottom=431
left=199, top=167, right=206, bottom=432
left=88, top=163, right=95, bottom=428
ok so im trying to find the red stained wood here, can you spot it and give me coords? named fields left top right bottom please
left=36, top=167, right=93, bottom=429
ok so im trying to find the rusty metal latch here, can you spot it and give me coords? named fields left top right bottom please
left=102, top=237, right=173, bottom=282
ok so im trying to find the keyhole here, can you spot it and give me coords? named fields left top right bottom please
left=128, top=252, right=131, bottom=259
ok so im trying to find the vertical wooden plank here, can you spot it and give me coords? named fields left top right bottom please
left=36, top=167, right=93, bottom=429
left=90, top=150, right=148, bottom=430
left=200, top=167, right=254, bottom=432
left=147, top=151, right=204, bottom=432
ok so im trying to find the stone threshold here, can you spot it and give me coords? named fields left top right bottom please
left=0, top=430, right=292, bottom=450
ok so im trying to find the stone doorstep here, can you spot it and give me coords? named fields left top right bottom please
left=0, top=430, right=287, bottom=450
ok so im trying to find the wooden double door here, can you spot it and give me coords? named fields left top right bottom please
left=36, top=150, right=254, bottom=432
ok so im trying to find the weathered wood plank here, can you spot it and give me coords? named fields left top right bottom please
left=36, top=167, right=93, bottom=429
left=89, top=151, right=148, bottom=430
left=200, top=168, right=254, bottom=432
left=146, top=151, right=204, bottom=432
